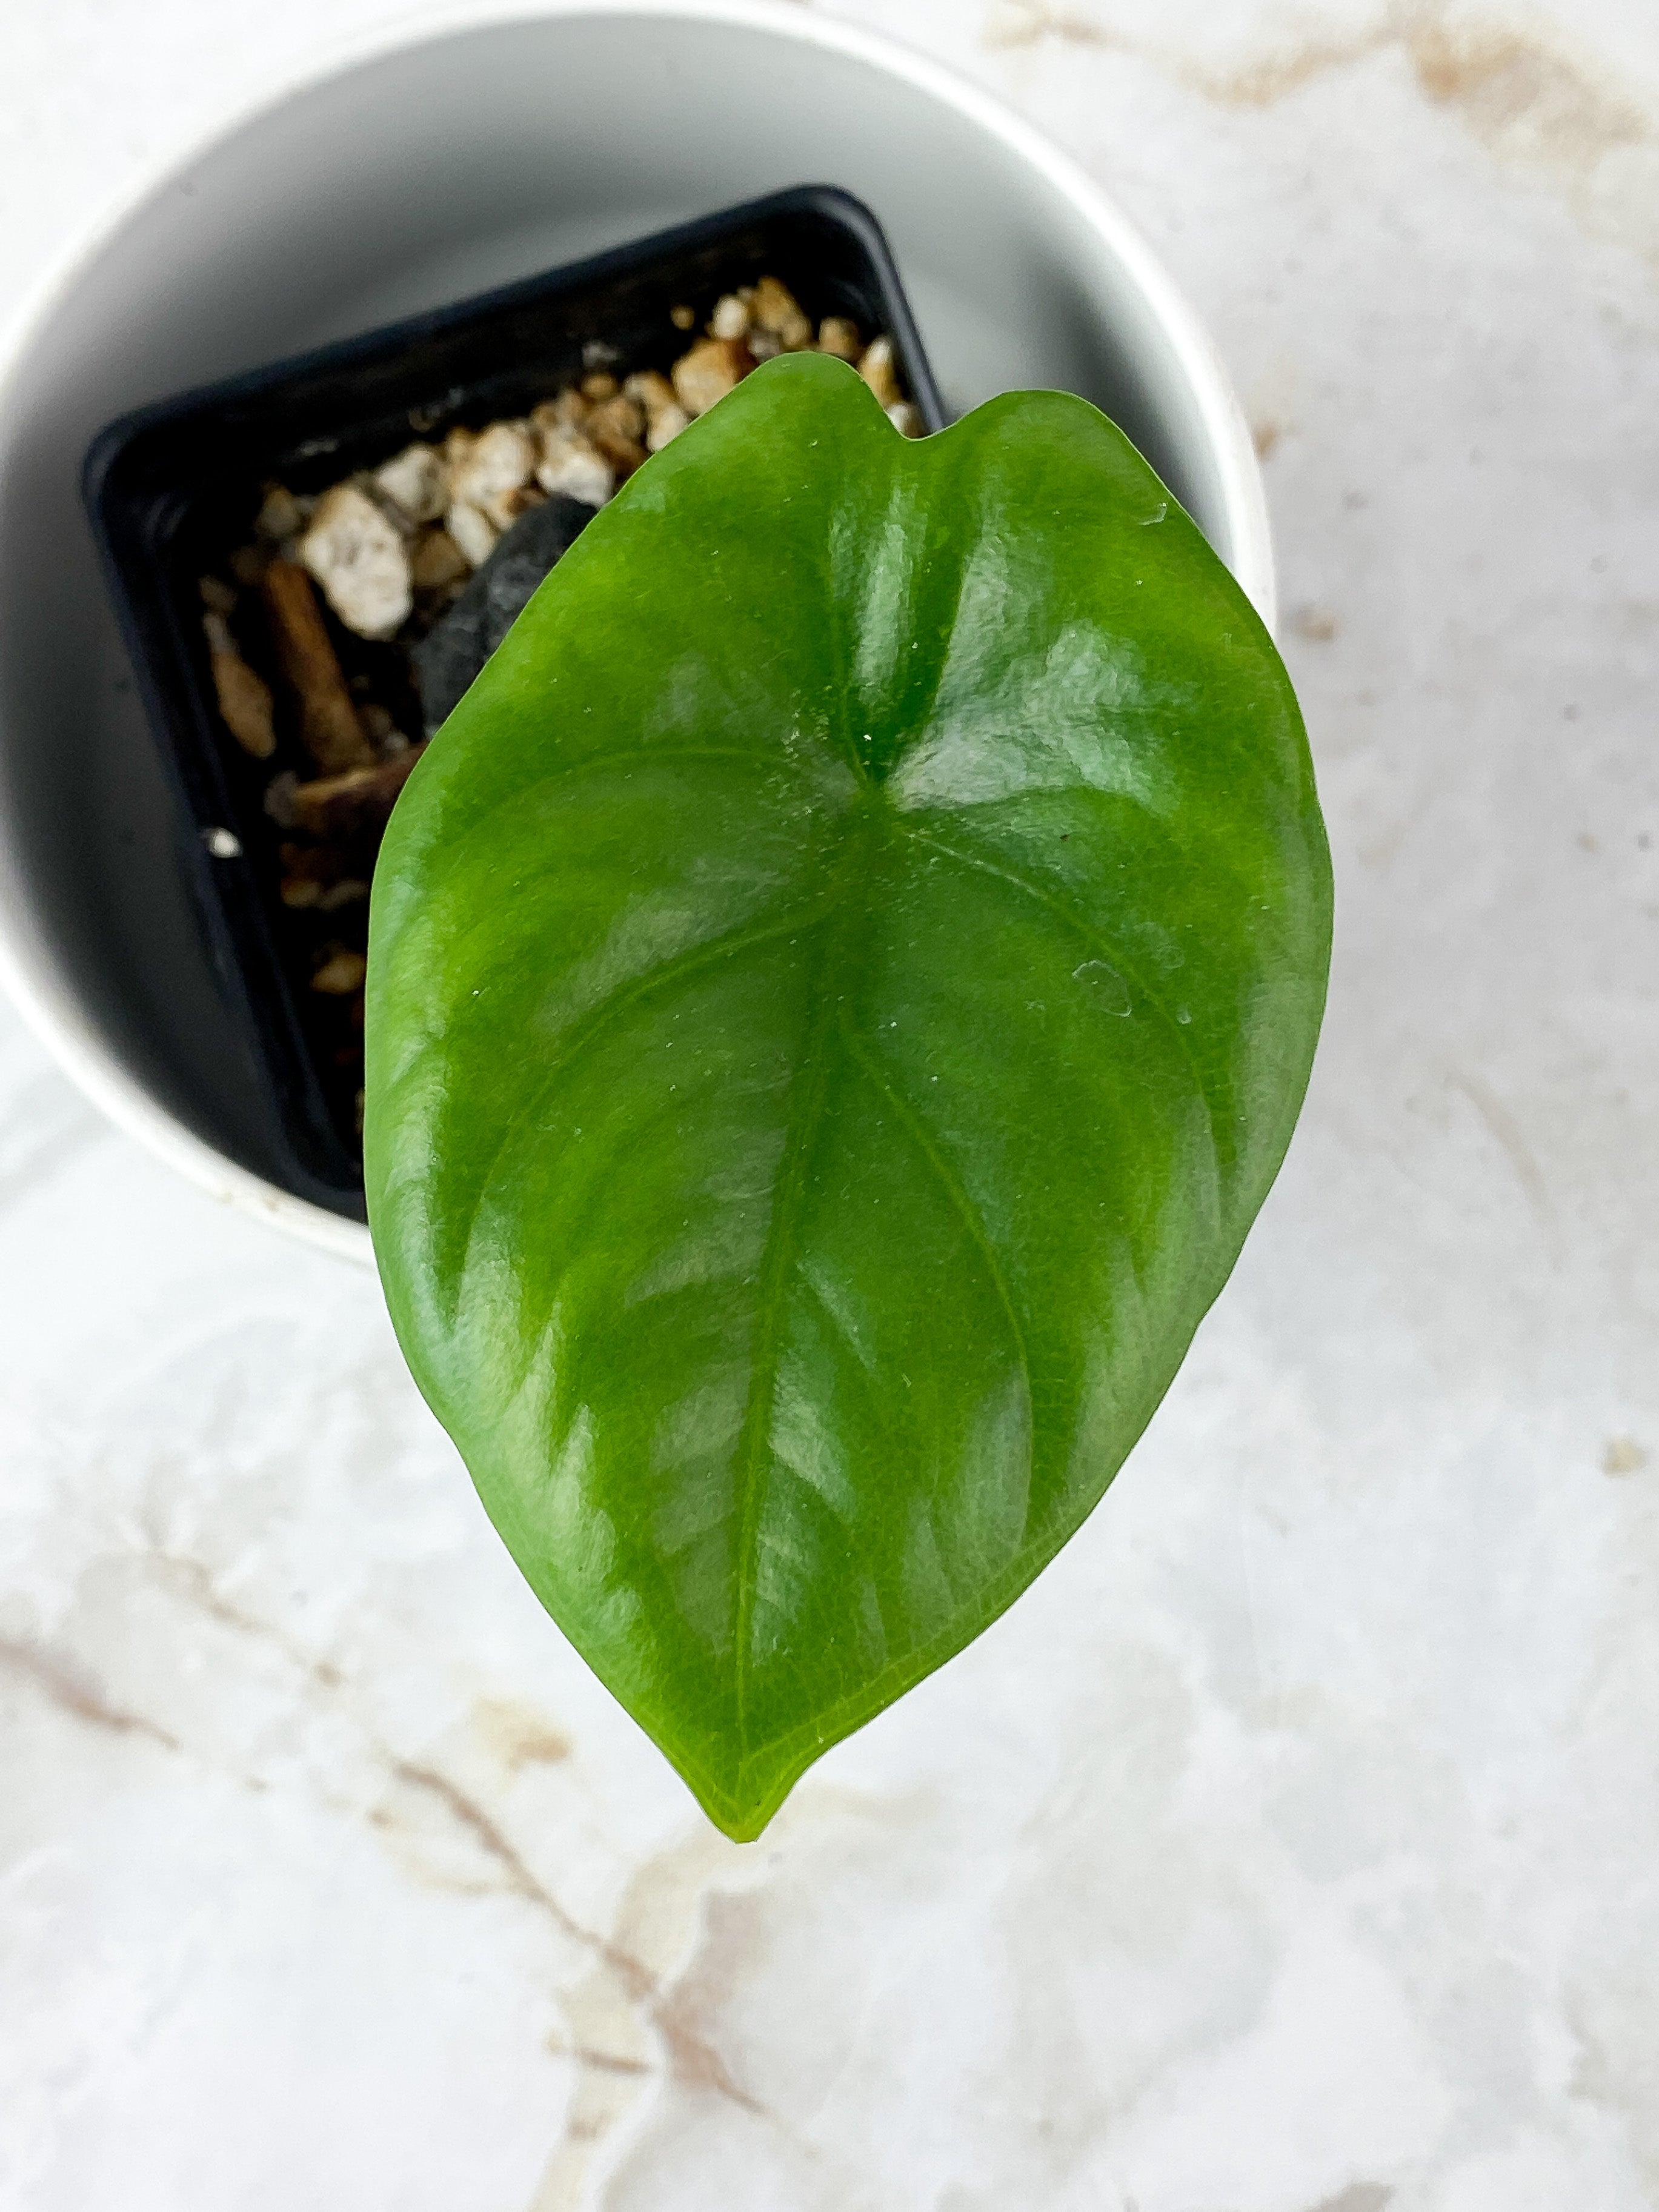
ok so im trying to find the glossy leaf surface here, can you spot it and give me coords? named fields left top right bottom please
left=365, top=355, right=1331, bottom=1839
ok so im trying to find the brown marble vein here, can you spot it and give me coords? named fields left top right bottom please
left=142, top=1546, right=768, bottom=2200
left=983, top=1, right=1659, bottom=265
left=0, top=1633, right=179, bottom=1752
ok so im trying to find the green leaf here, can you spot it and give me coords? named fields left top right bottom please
left=364, top=354, right=1331, bottom=1839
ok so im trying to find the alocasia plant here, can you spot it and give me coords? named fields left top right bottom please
left=364, top=352, right=1331, bottom=1839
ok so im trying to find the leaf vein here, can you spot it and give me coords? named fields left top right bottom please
left=837, top=1017, right=1037, bottom=1521
left=904, top=827, right=1228, bottom=1180
left=452, top=903, right=831, bottom=1317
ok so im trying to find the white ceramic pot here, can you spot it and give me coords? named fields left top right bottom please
left=0, top=0, right=1274, bottom=1265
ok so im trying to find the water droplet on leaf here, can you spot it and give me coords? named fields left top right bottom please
left=1072, top=960, right=1132, bottom=1015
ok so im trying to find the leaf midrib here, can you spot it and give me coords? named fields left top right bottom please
left=728, top=816, right=876, bottom=1748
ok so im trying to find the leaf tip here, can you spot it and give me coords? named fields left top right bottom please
left=672, top=1738, right=819, bottom=1844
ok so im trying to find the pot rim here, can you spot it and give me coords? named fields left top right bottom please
left=0, top=0, right=1275, bottom=1268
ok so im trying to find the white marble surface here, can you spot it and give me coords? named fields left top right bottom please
left=3, top=3, right=1658, bottom=2207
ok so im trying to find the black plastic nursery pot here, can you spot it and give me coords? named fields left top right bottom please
left=84, top=184, right=946, bottom=1221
